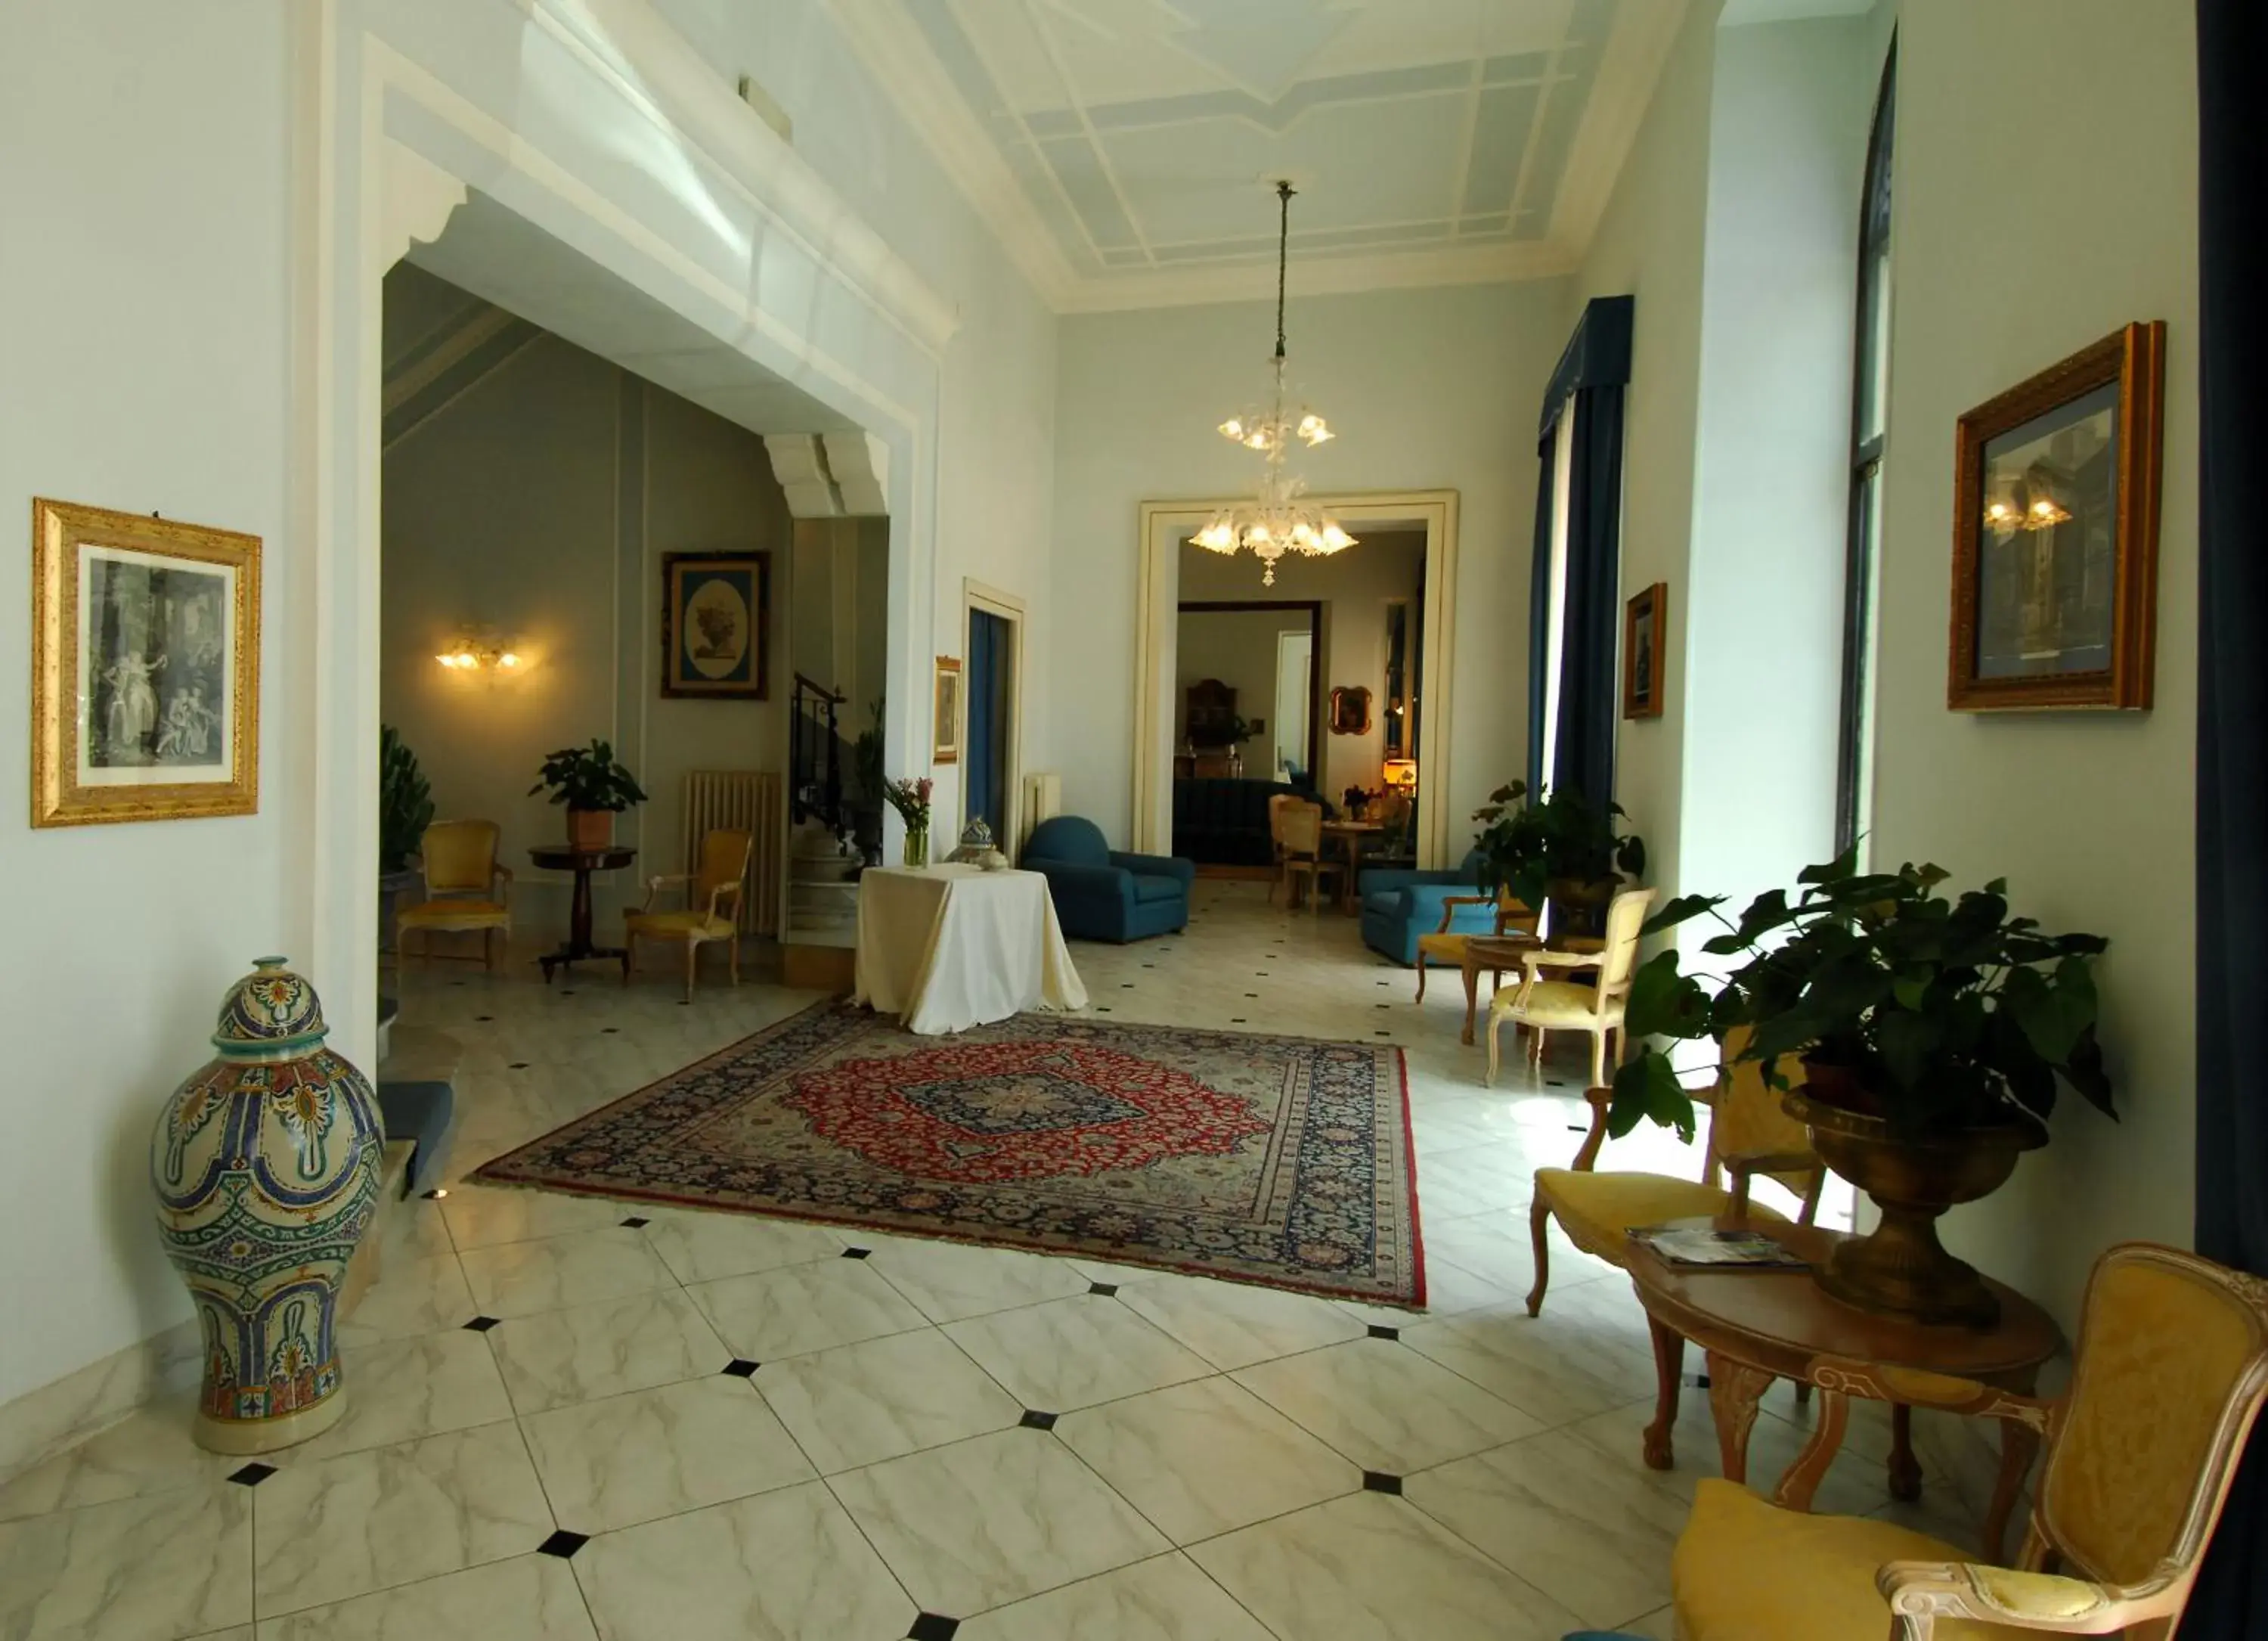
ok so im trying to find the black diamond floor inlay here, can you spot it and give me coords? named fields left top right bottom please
left=842, top=1247, right=872, bottom=1260
left=562, top=990, right=576, bottom=997
left=420, top=1188, right=446, bottom=1200
left=509, top=1061, right=530, bottom=1069
left=1019, top=1410, right=1058, bottom=1431
left=1230, top=1017, right=1247, bottom=1024
left=463, top=1316, right=500, bottom=1332
left=1089, top=1282, right=1118, bottom=1297
left=909, top=1615, right=961, bottom=1641
left=1374, top=1031, right=1391, bottom=1038
left=1362, top=1471, right=1404, bottom=1495
left=620, top=1216, right=649, bottom=1228
left=475, top=1014, right=494, bottom=1022
left=723, top=1359, right=760, bottom=1378
left=537, top=1529, right=590, bottom=1559
left=1096, top=1006, right=1113, bottom=1013
left=602, top=1026, right=619, bottom=1034
left=228, top=1462, right=275, bottom=1487
left=1368, top=1324, right=1400, bottom=1341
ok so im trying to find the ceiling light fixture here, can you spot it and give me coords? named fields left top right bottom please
left=1194, top=181, right=1355, bottom=586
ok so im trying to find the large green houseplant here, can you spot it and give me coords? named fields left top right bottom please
left=528, top=738, right=647, bottom=851
left=1470, top=780, right=1646, bottom=930
left=1607, top=848, right=2114, bottom=1324
left=379, top=724, right=434, bottom=874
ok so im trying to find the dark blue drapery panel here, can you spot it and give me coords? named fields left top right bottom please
left=2192, top=0, right=2268, bottom=1630
left=965, top=610, right=1009, bottom=836
left=1526, top=430, right=1557, bottom=798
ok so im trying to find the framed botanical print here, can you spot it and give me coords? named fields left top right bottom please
left=662, top=552, right=770, bottom=699
left=32, top=498, right=261, bottom=827
left=932, top=656, right=963, bottom=765
left=1623, top=582, right=1667, bottom=719
left=1950, top=321, right=2164, bottom=711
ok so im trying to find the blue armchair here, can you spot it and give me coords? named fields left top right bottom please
left=1022, top=816, right=1194, bottom=943
left=1359, top=850, right=1496, bottom=964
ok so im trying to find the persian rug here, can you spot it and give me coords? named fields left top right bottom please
left=475, top=1003, right=1424, bottom=1305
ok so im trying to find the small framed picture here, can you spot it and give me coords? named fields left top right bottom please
left=933, top=656, right=963, bottom=765
left=32, top=498, right=261, bottom=827
left=1950, top=321, right=2164, bottom=711
left=662, top=552, right=770, bottom=699
left=1623, top=582, right=1667, bottom=719
left=1327, top=685, right=1371, bottom=736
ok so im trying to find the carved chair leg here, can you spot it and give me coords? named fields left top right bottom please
left=621, top=934, right=634, bottom=985
left=1485, top=1010, right=1503, bottom=1087
left=1415, top=951, right=1428, bottom=1002
left=683, top=941, right=697, bottom=1004
left=1588, top=1027, right=1607, bottom=1088
left=1644, top=1315, right=1684, bottom=1471
left=728, top=935, right=740, bottom=988
left=1524, top=1199, right=1552, bottom=1316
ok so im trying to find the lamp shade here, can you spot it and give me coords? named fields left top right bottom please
left=1382, top=758, right=1418, bottom=790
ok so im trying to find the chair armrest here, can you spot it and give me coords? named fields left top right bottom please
left=1877, top=1561, right=2161, bottom=1635
left=1433, top=894, right=1496, bottom=933
left=1567, top=1087, right=1613, bottom=1171
left=1108, top=850, right=1194, bottom=886
left=1029, top=859, right=1134, bottom=905
left=1721, top=1149, right=1823, bottom=1217
left=1805, top=1357, right=2056, bottom=1432
left=1356, top=866, right=1464, bottom=898
left=637, top=870, right=693, bottom=914
left=491, top=863, right=513, bottom=905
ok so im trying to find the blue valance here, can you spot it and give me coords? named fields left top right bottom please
left=1538, top=294, right=1634, bottom=441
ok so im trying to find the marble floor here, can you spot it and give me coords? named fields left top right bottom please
left=0, top=879, right=1974, bottom=1641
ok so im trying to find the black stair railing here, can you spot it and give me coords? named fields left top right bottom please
left=790, top=672, right=847, bottom=831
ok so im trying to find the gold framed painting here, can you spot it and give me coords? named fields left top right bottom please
left=1949, top=321, right=2164, bottom=711
left=662, top=552, right=770, bottom=699
left=1623, top=582, right=1667, bottom=719
left=933, top=656, right=962, bottom=765
left=32, top=498, right=261, bottom=827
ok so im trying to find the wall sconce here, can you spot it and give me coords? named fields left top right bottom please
left=433, top=628, right=527, bottom=675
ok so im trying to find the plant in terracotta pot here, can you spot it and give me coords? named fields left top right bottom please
left=528, top=739, right=647, bottom=850
left=1607, top=848, right=2114, bottom=1326
left=1470, top=780, right=1646, bottom=935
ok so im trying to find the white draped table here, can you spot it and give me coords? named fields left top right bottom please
left=852, top=864, right=1089, bottom=1035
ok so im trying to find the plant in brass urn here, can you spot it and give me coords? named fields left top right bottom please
left=1471, top=780, right=1646, bottom=937
left=1607, top=848, right=2113, bottom=1326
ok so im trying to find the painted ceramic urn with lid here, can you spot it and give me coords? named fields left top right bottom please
left=150, top=957, right=383, bottom=1453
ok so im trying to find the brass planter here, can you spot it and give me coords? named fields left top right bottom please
left=1785, top=1081, right=2044, bottom=1327
left=1545, top=874, right=1618, bottom=939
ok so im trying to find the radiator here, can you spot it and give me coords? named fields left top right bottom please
left=1020, top=772, right=1061, bottom=858
left=683, top=770, right=783, bottom=936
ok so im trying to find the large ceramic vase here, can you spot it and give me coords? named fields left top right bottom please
left=1786, top=1070, right=2044, bottom=1328
left=151, top=957, right=383, bottom=1453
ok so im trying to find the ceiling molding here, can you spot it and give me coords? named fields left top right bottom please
left=1055, top=237, right=1579, bottom=314
left=1547, top=0, right=1691, bottom=257
left=826, top=0, right=1082, bottom=309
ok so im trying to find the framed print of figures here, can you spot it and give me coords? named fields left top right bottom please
left=1950, top=321, right=2164, bottom=710
left=932, top=656, right=963, bottom=765
left=32, top=499, right=260, bottom=827
left=662, top=552, right=770, bottom=699
left=1623, top=582, right=1667, bottom=719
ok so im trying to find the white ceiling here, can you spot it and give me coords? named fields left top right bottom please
left=831, top=0, right=1689, bottom=310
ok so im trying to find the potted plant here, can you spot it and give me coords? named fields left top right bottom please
left=1470, top=780, right=1646, bottom=933
left=379, top=725, right=435, bottom=954
left=1608, top=848, right=2114, bottom=1326
left=528, top=738, right=648, bottom=850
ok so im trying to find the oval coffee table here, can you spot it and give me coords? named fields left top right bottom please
left=1626, top=1217, right=2061, bottom=1562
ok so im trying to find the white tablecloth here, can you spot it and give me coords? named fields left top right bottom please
left=852, top=864, right=1089, bottom=1035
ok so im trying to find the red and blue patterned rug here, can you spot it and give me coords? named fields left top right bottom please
left=473, top=1002, right=1424, bottom=1306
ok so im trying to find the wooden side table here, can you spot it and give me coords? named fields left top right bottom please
left=1318, top=820, right=1384, bottom=913
left=1625, top=1218, right=2061, bottom=1562
left=528, top=845, right=637, bottom=982
left=1457, top=933, right=1542, bottom=1045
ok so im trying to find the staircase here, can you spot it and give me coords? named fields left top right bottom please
left=785, top=673, right=865, bottom=946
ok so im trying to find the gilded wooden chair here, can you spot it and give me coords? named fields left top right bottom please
left=1266, top=792, right=1300, bottom=904
left=1277, top=801, right=1343, bottom=915
left=623, top=828, right=753, bottom=1001
left=1486, top=886, right=1653, bottom=1087
left=1669, top=1242, right=2268, bottom=1640
left=395, top=819, right=513, bottom=969
left=1526, top=1025, right=1825, bottom=1315
left=1414, top=888, right=1540, bottom=1002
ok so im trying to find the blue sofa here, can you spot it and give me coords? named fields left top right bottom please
left=1022, top=816, right=1194, bottom=943
left=1358, top=850, right=1496, bottom=965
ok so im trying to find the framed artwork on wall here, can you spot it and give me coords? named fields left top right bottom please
left=662, top=552, right=770, bottom=699
left=1949, top=321, right=2164, bottom=711
left=32, top=498, right=262, bottom=827
left=1328, top=684, right=1371, bottom=736
left=933, top=655, right=963, bottom=765
left=1623, top=582, right=1667, bottom=719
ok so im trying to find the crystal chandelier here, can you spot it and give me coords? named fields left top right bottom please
left=1193, top=181, right=1355, bottom=586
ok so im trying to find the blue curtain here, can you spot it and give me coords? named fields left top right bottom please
left=2191, top=0, right=2268, bottom=1630
left=1528, top=295, right=1634, bottom=805
left=965, top=610, right=1010, bottom=836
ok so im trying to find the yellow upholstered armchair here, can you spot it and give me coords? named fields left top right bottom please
left=1413, top=888, right=1540, bottom=1003
left=1526, top=1024, right=1824, bottom=1316
left=395, top=819, right=513, bottom=969
left=623, top=827, right=754, bottom=1001
left=1486, top=885, right=1654, bottom=1087
left=1670, top=1242, right=2268, bottom=1640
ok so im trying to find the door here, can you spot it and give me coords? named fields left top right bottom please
left=1273, top=628, right=1312, bottom=783
left=965, top=606, right=1015, bottom=840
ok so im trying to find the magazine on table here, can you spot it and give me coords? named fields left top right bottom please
left=1626, top=1224, right=1808, bottom=1268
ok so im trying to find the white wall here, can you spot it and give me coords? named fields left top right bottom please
left=0, top=0, right=296, bottom=1413
left=1869, top=0, right=2199, bottom=1326
left=1175, top=610, right=1291, bottom=756
left=1053, top=281, right=1567, bottom=847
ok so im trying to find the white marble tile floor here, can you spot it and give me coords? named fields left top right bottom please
left=3, top=881, right=1973, bottom=1637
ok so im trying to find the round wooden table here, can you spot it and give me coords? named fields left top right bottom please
left=1626, top=1218, right=2061, bottom=1562
left=528, top=845, right=636, bottom=982
left=1457, top=933, right=1542, bottom=1044
left=1317, top=819, right=1384, bottom=913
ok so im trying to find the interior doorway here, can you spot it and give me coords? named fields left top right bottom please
left=1274, top=628, right=1314, bottom=782
left=963, top=580, right=1026, bottom=848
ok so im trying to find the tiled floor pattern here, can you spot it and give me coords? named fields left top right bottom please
left=0, top=880, right=1975, bottom=1639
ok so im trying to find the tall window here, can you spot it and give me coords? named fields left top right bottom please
left=1836, top=43, right=1896, bottom=855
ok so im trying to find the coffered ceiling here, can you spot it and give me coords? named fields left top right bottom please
left=829, top=0, right=1687, bottom=310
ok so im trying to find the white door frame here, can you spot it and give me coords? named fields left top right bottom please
left=1131, top=490, right=1460, bottom=866
left=963, top=578, right=1026, bottom=849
